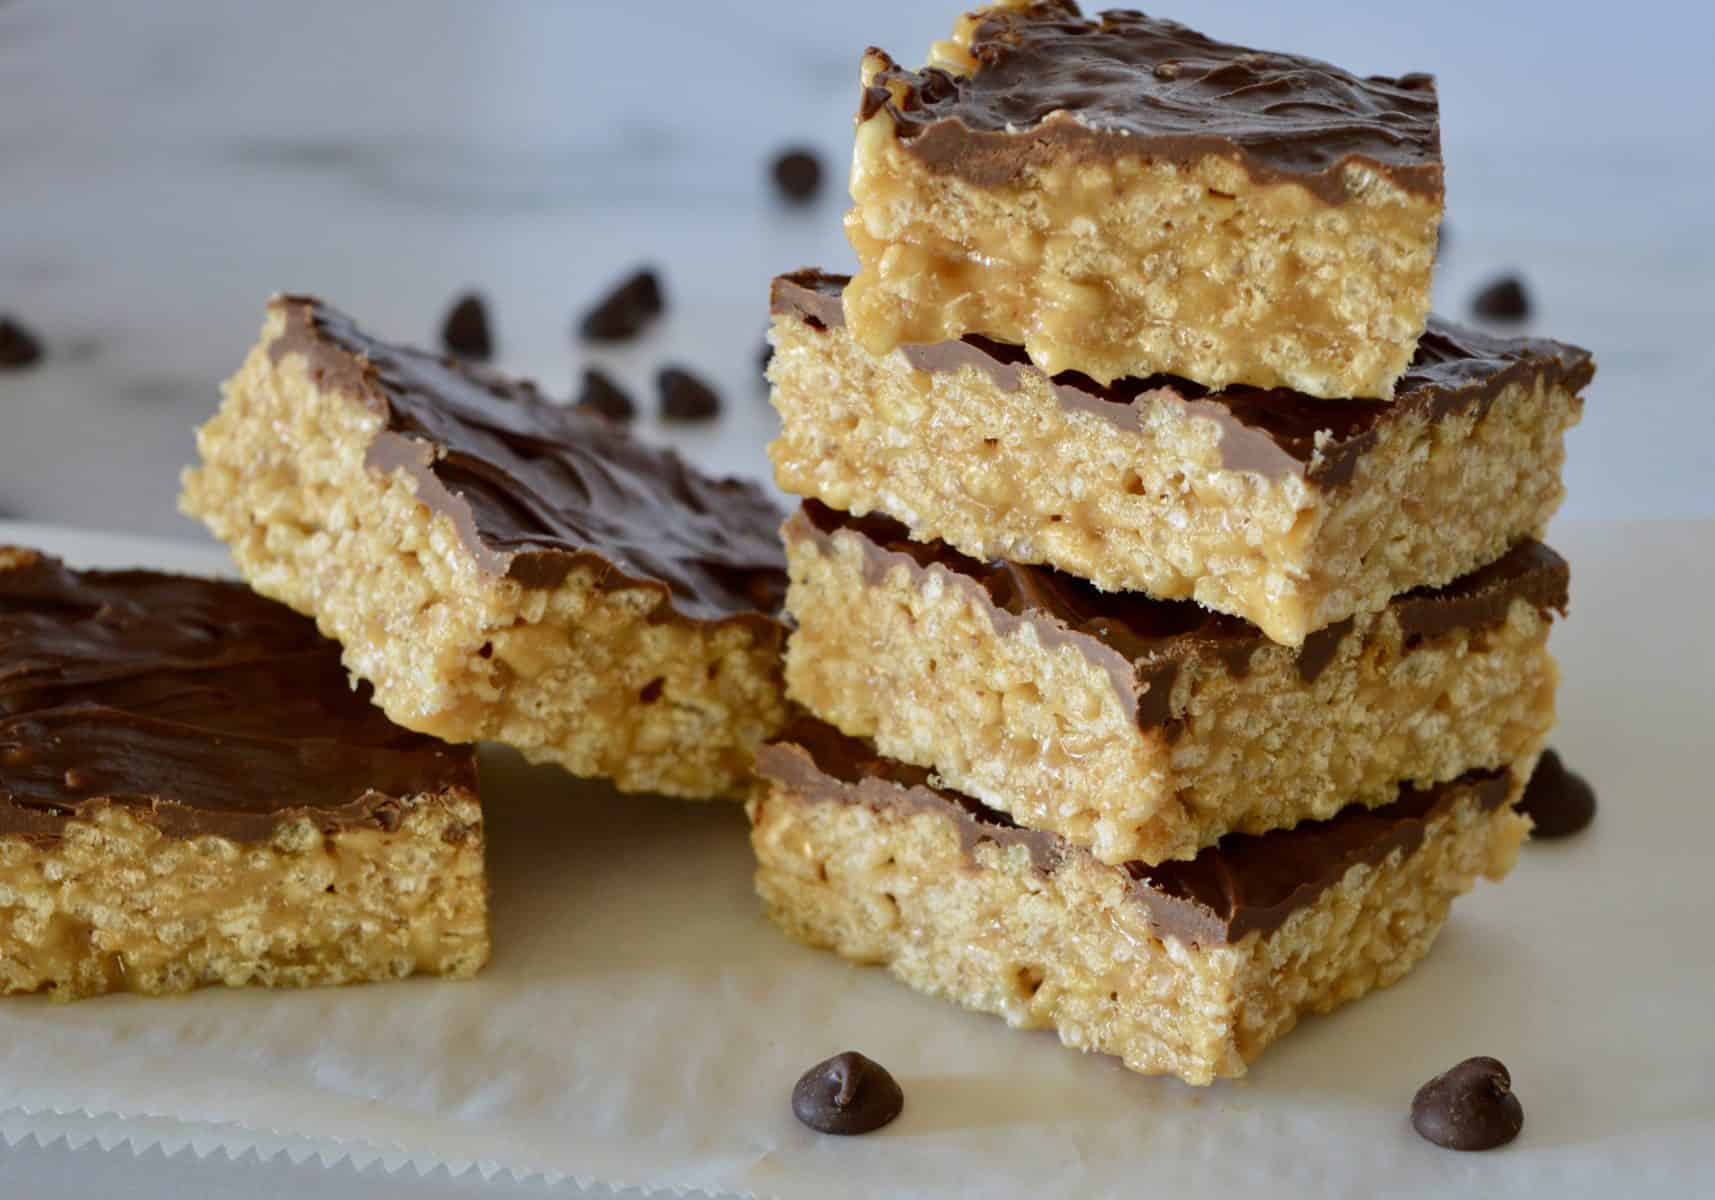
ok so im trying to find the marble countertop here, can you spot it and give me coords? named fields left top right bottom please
left=4, top=0, right=1714, bottom=542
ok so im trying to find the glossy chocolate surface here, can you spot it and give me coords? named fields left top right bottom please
left=860, top=1, right=1442, bottom=202
left=0, top=549, right=475, bottom=843
left=269, top=296, right=787, bottom=629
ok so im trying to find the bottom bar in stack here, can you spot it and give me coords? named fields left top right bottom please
left=751, top=719, right=1531, bottom=1085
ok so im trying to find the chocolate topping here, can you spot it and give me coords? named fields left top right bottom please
left=0, top=549, right=475, bottom=845
left=267, top=296, right=788, bottom=631
left=860, top=2, right=1442, bottom=204
left=757, top=718, right=1511, bottom=946
left=788, top=501, right=1568, bottom=729
left=772, top=270, right=1594, bottom=487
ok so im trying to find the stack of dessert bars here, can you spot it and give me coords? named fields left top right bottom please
left=749, top=1, right=1594, bottom=1085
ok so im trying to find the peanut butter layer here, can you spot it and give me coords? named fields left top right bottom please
left=0, top=547, right=488, bottom=999
left=844, top=2, right=1445, bottom=396
left=785, top=501, right=1562, bottom=864
left=182, top=297, right=790, bottom=800
left=750, top=718, right=1529, bottom=1084
left=768, top=271, right=1591, bottom=645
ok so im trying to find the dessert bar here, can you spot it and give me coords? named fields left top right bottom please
left=844, top=2, right=1444, bottom=397
left=784, top=501, right=1563, bottom=864
left=0, top=548, right=488, bottom=1000
left=183, top=296, right=790, bottom=799
left=770, top=270, right=1590, bottom=645
left=751, top=719, right=1529, bottom=1084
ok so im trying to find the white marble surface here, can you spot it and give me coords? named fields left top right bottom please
left=3, top=0, right=1715, bottom=538
left=2, top=2, right=1714, bottom=1196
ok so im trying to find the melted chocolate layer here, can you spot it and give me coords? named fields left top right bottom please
left=268, top=296, right=788, bottom=629
left=860, top=2, right=1443, bottom=203
left=772, top=270, right=1594, bottom=486
left=0, top=549, right=475, bottom=844
left=757, top=717, right=1511, bottom=946
left=788, top=501, right=1568, bottom=729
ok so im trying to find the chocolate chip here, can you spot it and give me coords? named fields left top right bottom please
left=1411, top=1057, right=1523, bottom=1151
left=1471, top=275, right=1530, bottom=322
left=1518, top=748, right=1596, bottom=838
left=0, top=316, right=43, bottom=369
left=575, top=367, right=635, bottom=422
left=439, top=292, right=493, bottom=361
left=657, top=366, right=720, bottom=421
left=791, top=1051, right=903, bottom=1136
left=759, top=341, right=774, bottom=382
left=579, top=269, right=663, bottom=342
left=771, top=148, right=823, bottom=203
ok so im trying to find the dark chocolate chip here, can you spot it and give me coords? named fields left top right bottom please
left=439, top=292, right=492, bottom=361
left=579, top=269, right=663, bottom=342
left=1411, top=1057, right=1523, bottom=1151
left=0, top=316, right=43, bottom=369
left=1471, top=275, right=1531, bottom=322
left=657, top=366, right=720, bottom=421
left=575, top=367, right=635, bottom=422
left=1518, top=748, right=1596, bottom=838
left=759, top=341, right=774, bottom=382
left=771, top=148, right=823, bottom=203
left=792, top=1051, right=903, bottom=1136
left=1434, top=220, right=1450, bottom=260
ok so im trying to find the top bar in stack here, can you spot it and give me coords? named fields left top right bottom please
left=769, top=271, right=1591, bottom=646
left=844, top=1, right=1444, bottom=397
left=182, top=297, right=789, bottom=801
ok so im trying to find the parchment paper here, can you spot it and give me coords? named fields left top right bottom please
left=0, top=518, right=1708, bottom=1198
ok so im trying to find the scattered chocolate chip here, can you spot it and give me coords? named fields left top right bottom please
left=1471, top=275, right=1530, bottom=322
left=0, top=316, right=43, bottom=369
left=658, top=366, right=721, bottom=421
left=1518, top=748, right=1596, bottom=838
left=792, top=1051, right=903, bottom=1136
left=759, top=341, right=774, bottom=381
left=1411, top=1057, right=1523, bottom=1151
left=1434, top=220, right=1450, bottom=259
left=575, top=367, right=635, bottom=422
left=771, top=147, right=824, bottom=204
left=580, top=269, right=663, bottom=342
left=439, top=292, right=493, bottom=360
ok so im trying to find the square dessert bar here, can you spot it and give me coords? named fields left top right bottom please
left=182, top=296, right=790, bottom=800
left=770, top=271, right=1592, bottom=646
left=0, top=548, right=488, bottom=1000
left=751, top=719, right=1530, bottom=1085
left=785, top=501, right=1563, bottom=865
left=844, top=1, right=1445, bottom=397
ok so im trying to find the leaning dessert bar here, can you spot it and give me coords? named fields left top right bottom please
left=0, top=548, right=488, bottom=1000
left=752, top=720, right=1530, bottom=1085
left=183, top=296, right=790, bottom=800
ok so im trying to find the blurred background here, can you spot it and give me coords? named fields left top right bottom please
left=2, top=0, right=1713, bottom=537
